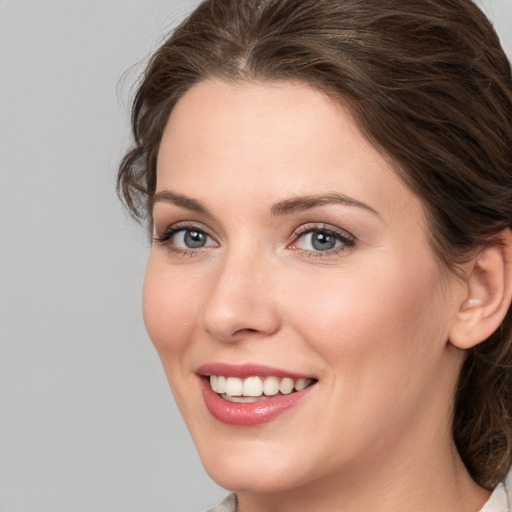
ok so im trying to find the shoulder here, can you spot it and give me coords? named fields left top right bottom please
left=480, top=470, right=512, bottom=512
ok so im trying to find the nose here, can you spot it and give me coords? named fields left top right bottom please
left=199, top=252, right=281, bottom=343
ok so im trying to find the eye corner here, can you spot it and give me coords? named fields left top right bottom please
left=288, top=223, right=356, bottom=257
left=152, top=221, right=218, bottom=255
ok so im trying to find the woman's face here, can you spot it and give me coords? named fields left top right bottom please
left=144, top=80, right=466, bottom=493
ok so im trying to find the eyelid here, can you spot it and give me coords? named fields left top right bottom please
left=153, top=220, right=355, bottom=258
left=154, top=220, right=204, bottom=240
left=288, top=222, right=356, bottom=254
left=153, top=221, right=218, bottom=249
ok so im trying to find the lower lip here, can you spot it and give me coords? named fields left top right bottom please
left=200, top=378, right=316, bottom=426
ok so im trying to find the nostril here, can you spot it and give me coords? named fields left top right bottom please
left=200, top=285, right=281, bottom=342
left=233, top=327, right=259, bottom=336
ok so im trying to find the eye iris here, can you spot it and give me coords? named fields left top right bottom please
left=184, top=230, right=206, bottom=248
left=311, top=231, right=337, bottom=251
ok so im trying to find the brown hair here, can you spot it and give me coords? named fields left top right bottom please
left=117, top=0, right=512, bottom=488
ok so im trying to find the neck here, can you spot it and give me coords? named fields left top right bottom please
left=238, top=441, right=490, bottom=512
left=237, top=353, right=490, bottom=512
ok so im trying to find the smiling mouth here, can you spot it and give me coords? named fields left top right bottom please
left=208, top=375, right=317, bottom=403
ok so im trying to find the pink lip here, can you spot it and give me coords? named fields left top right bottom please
left=196, top=363, right=311, bottom=379
left=197, top=364, right=317, bottom=426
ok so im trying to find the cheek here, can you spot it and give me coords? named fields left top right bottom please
left=142, top=256, right=201, bottom=360
left=279, top=258, right=455, bottom=459
left=286, top=256, right=450, bottom=379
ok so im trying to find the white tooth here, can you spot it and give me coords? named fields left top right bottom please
left=263, top=376, right=279, bottom=396
left=294, top=378, right=309, bottom=391
left=279, top=377, right=294, bottom=395
left=217, top=376, right=227, bottom=394
left=225, top=377, right=243, bottom=397
left=210, top=375, right=218, bottom=392
left=242, top=377, right=263, bottom=397
left=223, top=395, right=260, bottom=403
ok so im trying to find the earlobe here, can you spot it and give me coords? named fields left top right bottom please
left=449, top=228, right=512, bottom=350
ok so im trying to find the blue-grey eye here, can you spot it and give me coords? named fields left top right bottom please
left=312, top=231, right=337, bottom=250
left=173, top=229, right=213, bottom=249
left=295, top=230, right=343, bottom=251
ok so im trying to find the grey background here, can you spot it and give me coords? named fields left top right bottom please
left=0, top=1, right=510, bottom=511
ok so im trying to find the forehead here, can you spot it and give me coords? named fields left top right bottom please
left=156, top=79, right=423, bottom=226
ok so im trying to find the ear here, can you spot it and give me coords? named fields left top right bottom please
left=449, top=228, right=512, bottom=350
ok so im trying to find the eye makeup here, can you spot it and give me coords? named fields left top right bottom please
left=153, top=218, right=357, bottom=261
left=153, top=221, right=218, bottom=256
left=288, top=222, right=356, bottom=258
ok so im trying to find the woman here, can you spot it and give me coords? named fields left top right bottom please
left=118, top=0, right=512, bottom=510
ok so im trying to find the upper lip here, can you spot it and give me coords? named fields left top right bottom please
left=196, top=363, right=314, bottom=380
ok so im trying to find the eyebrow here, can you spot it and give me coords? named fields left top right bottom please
left=270, top=193, right=380, bottom=217
left=151, top=190, right=379, bottom=217
left=151, top=191, right=210, bottom=216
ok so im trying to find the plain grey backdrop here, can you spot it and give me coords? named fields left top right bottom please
left=0, top=1, right=511, bottom=511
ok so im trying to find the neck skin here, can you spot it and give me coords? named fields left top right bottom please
left=238, top=442, right=489, bottom=512
left=236, top=349, right=491, bottom=512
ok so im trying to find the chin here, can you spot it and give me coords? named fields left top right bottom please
left=195, top=436, right=310, bottom=493
left=205, top=463, right=303, bottom=494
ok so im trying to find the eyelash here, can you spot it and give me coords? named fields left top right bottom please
left=290, top=223, right=356, bottom=258
left=153, top=222, right=356, bottom=258
left=153, top=222, right=216, bottom=257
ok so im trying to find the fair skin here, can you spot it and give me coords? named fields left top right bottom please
left=143, top=79, right=508, bottom=512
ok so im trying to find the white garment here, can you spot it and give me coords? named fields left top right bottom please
left=479, top=483, right=510, bottom=512
left=207, top=477, right=512, bottom=512
left=206, top=493, right=237, bottom=512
